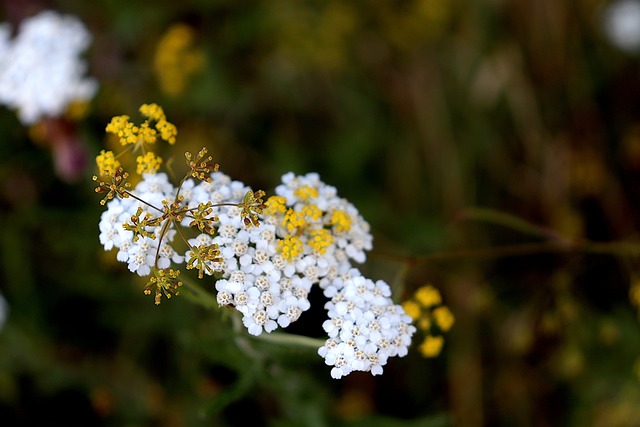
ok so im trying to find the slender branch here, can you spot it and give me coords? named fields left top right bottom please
left=180, top=278, right=218, bottom=309
left=371, top=240, right=640, bottom=265
left=249, top=331, right=326, bottom=349
left=123, top=190, right=163, bottom=213
left=174, top=221, right=194, bottom=252
left=455, top=207, right=572, bottom=243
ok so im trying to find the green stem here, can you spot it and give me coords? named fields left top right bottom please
left=249, top=332, right=326, bottom=349
left=456, top=207, right=570, bottom=242
left=372, top=240, right=640, bottom=265
left=180, top=278, right=218, bottom=309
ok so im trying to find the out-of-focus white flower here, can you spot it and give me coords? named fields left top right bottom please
left=603, top=0, right=640, bottom=53
left=0, top=10, right=97, bottom=124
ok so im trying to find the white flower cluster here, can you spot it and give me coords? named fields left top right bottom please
left=97, top=171, right=415, bottom=378
left=602, top=0, right=640, bottom=53
left=0, top=10, right=97, bottom=124
left=99, top=173, right=183, bottom=276
left=181, top=172, right=309, bottom=336
left=319, top=269, right=416, bottom=379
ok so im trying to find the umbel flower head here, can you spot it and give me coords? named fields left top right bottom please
left=0, top=10, right=97, bottom=124
left=100, top=103, right=179, bottom=178
left=95, top=103, right=422, bottom=378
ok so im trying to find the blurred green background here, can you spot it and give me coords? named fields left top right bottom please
left=2, top=0, right=640, bottom=426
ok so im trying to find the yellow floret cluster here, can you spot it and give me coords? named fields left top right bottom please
left=294, top=185, right=319, bottom=201
left=154, top=24, right=205, bottom=96
left=277, top=235, right=304, bottom=261
left=402, top=284, right=455, bottom=358
left=96, top=149, right=121, bottom=177
left=265, top=196, right=287, bottom=216
left=282, top=208, right=307, bottom=233
left=308, top=228, right=333, bottom=254
left=136, top=151, right=163, bottom=174
left=105, top=103, right=177, bottom=148
left=99, top=103, right=178, bottom=176
left=266, top=193, right=343, bottom=261
left=330, top=209, right=352, bottom=233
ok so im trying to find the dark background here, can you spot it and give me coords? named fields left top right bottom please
left=1, top=0, right=640, bottom=426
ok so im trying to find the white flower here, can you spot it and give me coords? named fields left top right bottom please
left=0, top=10, right=97, bottom=124
left=157, top=242, right=184, bottom=269
left=318, top=269, right=416, bottom=378
left=134, top=173, right=176, bottom=207
left=243, top=309, right=278, bottom=336
left=603, top=0, right=640, bottom=53
left=98, top=199, right=134, bottom=251
left=126, top=237, right=156, bottom=276
left=96, top=168, right=416, bottom=375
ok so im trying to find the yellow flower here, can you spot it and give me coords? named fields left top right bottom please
left=415, top=285, right=441, bottom=307
left=136, top=152, right=163, bottom=175
left=302, top=205, right=322, bottom=221
left=433, top=306, right=455, bottom=332
left=418, top=316, right=431, bottom=331
left=96, top=150, right=121, bottom=177
left=294, top=185, right=319, bottom=201
left=265, top=196, right=288, bottom=216
left=137, top=122, right=158, bottom=145
left=105, top=104, right=176, bottom=149
left=308, top=228, right=333, bottom=254
left=401, top=300, right=421, bottom=320
left=155, top=119, right=177, bottom=145
left=330, top=209, right=352, bottom=232
left=277, top=235, right=304, bottom=261
left=419, top=335, right=444, bottom=358
left=282, top=208, right=306, bottom=233
left=139, top=103, right=166, bottom=121
left=154, top=24, right=204, bottom=96
left=106, top=115, right=138, bottom=145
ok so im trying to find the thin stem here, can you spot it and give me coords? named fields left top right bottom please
left=152, top=217, right=173, bottom=267
left=249, top=332, right=326, bottom=349
left=372, top=240, right=640, bottom=265
left=181, top=278, right=218, bottom=309
left=123, top=190, right=163, bottom=214
left=456, top=207, right=571, bottom=242
left=174, top=221, right=195, bottom=252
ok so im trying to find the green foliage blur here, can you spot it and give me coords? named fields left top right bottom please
left=1, top=0, right=640, bottom=426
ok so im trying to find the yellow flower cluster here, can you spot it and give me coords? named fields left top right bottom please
left=264, top=196, right=287, bottom=216
left=99, top=103, right=177, bottom=176
left=277, top=235, right=304, bottom=261
left=96, top=149, right=121, bottom=177
left=154, top=24, right=205, bottom=96
left=308, top=229, right=333, bottom=254
left=402, top=284, right=454, bottom=358
left=330, top=209, right=352, bottom=233
left=265, top=191, right=341, bottom=260
left=294, top=185, right=319, bottom=201
left=106, top=103, right=177, bottom=147
left=136, top=151, right=163, bottom=175
left=302, top=205, right=322, bottom=221
left=282, top=208, right=307, bottom=233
